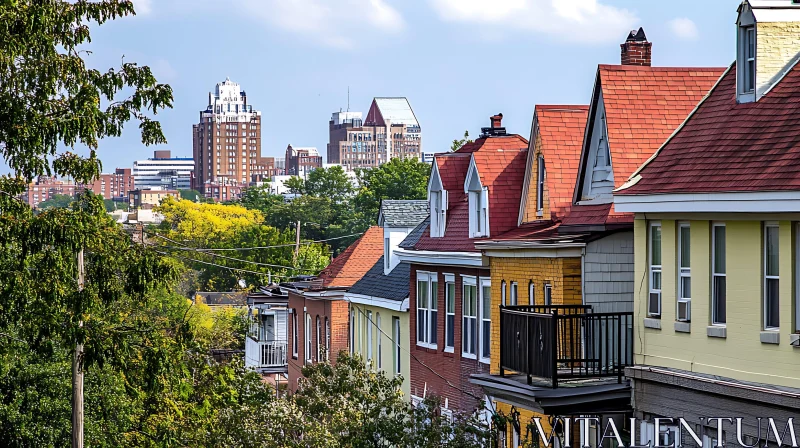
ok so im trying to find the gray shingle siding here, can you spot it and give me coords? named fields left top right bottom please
left=584, top=231, right=634, bottom=313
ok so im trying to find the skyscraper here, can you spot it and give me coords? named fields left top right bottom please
left=192, top=78, right=262, bottom=191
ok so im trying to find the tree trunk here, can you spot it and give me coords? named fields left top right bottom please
left=72, top=249, right=84, bottom=448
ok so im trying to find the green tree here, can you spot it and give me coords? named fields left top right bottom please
left=451, top=130, right=473, bottom=152
left=179, top=189, right=206, bottom=203
left=37, top=193, right=74, bottom=210
left=284, top=176, right=305, bottom=195
left=236, top=184, right=284, bottom=212
left=305, top=165, right=354, bottom=202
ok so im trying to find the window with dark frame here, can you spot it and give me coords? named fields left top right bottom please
left=712, top=224, right=726, bottom=325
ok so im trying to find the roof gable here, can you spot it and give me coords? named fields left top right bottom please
left=318, top=226, right=384, bottom=288
left=378, top=200, right=430, bottom=228
left=365, top=97, right=418, bottom=127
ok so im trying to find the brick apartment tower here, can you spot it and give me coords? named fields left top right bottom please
left=620, top=27, right=652, bottom=66
left=192, top=78, right=262, bottom=190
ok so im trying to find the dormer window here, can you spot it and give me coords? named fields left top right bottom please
left=430, top=189, right=447, bottom=238
left=736, top=2, right=757, bottom=103
left=469, top=187, right=489, bottom=238
left=743, top=26, right=755, bottom=92
left=536, top=156, right=545, bottom=213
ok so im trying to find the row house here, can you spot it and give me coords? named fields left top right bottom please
left=287, top=226, right=383, bottom=392
left=470, top=30, right=724, bottom=446
left=346, top=200, right=430, bottom=397
left=396, top=114, right=529, bottom=415
left=614, top=0, right=800, bottom=444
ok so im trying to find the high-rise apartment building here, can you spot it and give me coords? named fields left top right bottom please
left=285, top=145, right=322, bottom=178
left=328, top=97, right=421, bottom=171
left=87, top=168, right=135, bottom=201
left=192, top=78, right=262, bottom=191
left=133, top=150, right=195, bottom=190
left=22, top=176, right=81, bottom=207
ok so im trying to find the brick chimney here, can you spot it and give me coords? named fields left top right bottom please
left=620, top=27, right=652, bottom=66
left=481, top=113, right=507, bottom=137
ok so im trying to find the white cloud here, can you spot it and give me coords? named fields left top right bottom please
left=428, top=0, right=638, bottom=44
left=668, top=17, right=699, bottom=41
left=240, top=0, right=405, bottom=49
left=131, top=0, right=152, bottom=15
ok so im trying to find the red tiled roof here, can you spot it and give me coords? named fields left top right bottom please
left=414, top=135, right=528, bottom=253
left=579, top=65, right=726, bottom=193
left=536, top=105, right=589, bottom=219
left=318, top=226, right=384, bottom=288
left=618, top=62, right=800, bottom=195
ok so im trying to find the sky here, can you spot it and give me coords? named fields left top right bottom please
left=39, top=0, right=741, bottom=171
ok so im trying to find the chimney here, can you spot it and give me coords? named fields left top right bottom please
left=481, top=113, right=507, bottom=137
left=620, top=27, right=652, bottom=67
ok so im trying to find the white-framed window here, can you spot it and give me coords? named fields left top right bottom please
left=649, top=222, right=663, bottom=317
left=316, top=316, right=321, bottom=362
left=711, top=224, right=727, bottom=326
left=510, top=282, right=518, bottom=306
left=469, top=187, right=489, bottom=238
left=462, top=276, right=478, bottom=359
left=480, top=278, right=492, bottom=364
left=444, top=274, right=455, bottom=352
left=393, top=316, right=401, bottom=375
left=367, top=310, right=373, bottom=363
left=677, top=223, right=692, bottom=322
left=384, top=238, right=390, bottom=270
left=305, top=313, right=312, bottom=363
left=292, top=310, right=299, bottom=358
left=764, top=223, right=780, bottom=330
left=544, top=283, right=552, bottom=305
left=501, top=280, right=507, bottom=306
left=528, top=281, right=535, bottom=305
left=537, top=155, right=545, bottom=213
left=325, top=317, right=330, bottom=361
left=350, top=310, right=355, bottom=354
left=430, top=189, right=448, bottom=238
left=376, top=313, right=382, bottom=369
left=416, top=272, right=438, bottom=348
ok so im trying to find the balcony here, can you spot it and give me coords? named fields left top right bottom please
left=499, top=305, right=633, bottom=388
left=245, top=338, right=288, bottom=373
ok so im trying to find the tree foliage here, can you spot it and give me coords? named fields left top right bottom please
left=37, top=193, right=74, bottom=210
left=451, top=130, right=473, bottom=152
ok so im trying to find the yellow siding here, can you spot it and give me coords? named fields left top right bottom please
left=489, top=257, right=582, bottom=375
left=634, top=218, right=800, bottom=388
left=756, top=22, right=800, bottom=97
left=494, top=402, right=551, bottom=448
left=350, top=303, right=410, bottom=397
left=523, top=133, right=553, bottom=223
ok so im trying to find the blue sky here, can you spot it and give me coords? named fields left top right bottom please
left=53, top=0, right=739, bottom=172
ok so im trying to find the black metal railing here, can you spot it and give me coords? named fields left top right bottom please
left=499, top=305, right=633, bottom=388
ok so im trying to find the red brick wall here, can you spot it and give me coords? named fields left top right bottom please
left=408, top=263, right=491, bottom=414
left=287, top=291, right=349, bottom=392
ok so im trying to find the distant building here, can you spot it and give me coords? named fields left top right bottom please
left=202, top=180, right=243, bottom=202
left=192, top=78, right=262, bottom=191
left=133, top=150, right=194, bottom=190
left=328, top=111, right=363, bottom=164
left=22, top=176, right=81, bottom=207
left=87, top=168, right=135, bottom=201
left=420, top=152, right=435, bottom=164
left=328, top=98, right=421, bottom=171
left=285, top=145, right=322, bottom=178
left=128, top=187, right=179, bottom=209
left=251, top=156, right=284, bottom=183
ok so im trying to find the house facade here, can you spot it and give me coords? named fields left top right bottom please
left=245, top=286, right=291, bottom=377
left=287, top=226, right=383, bottom=392
left=614, top=1, right=800, bottom=443
left=471, top=30, right=726, bottom=447
left=396, top=114, right=528, bottom=415
left=345, top=200, right=429, bottom=397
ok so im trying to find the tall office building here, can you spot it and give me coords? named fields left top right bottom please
left=192, top=78, right=262, bottom=191
left=133, top=150, right=195, bottom=190
left=285, top=145, right=322, bottom=178
left=328, top=97, right=421, bottom=171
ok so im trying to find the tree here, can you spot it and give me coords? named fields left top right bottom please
left=451, top=130, right=473, bottom=152
left=37, top=194, right=74, bottom=210
left=284, top=176, right=305, bottom=195
left=304, top=165, right=354, bottom=202
left=179, top=189, right=206, bottom=203
left=236, top=184, right=284, bottom=213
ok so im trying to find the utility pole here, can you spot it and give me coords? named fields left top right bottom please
left=294, top=220, right=301, bottom=266
left=72, top=249, right=85, bottom=448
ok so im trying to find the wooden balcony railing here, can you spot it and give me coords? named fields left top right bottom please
left=499, top=305, right=633, bottom=388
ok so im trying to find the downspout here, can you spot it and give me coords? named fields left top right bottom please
left=581, top=247, right=586, bottom=306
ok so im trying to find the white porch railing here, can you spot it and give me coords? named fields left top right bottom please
left=259, top=341, right=288, bottom=368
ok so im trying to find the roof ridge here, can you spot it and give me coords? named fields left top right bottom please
left=536, top=105, right=590, bottom=111
left=598, top=64, right=727, bottom=71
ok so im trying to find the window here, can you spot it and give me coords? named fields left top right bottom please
left=529, top=281, right=535, bottom=305
left=480, top=279, right=492, bottom=363
left=501, top=280, right=506, bottom=306
left=305, top=313, right=312, bottom=363
left=764, top=223, right=780, bottom=330
left=316, top=316, right=321, bottom=361
left=367, top=310, right=373, bottom=363
left=537, top=155, right=545, bottom=212
left=416, top=273, right=438, bottom=348
left=649, top=222, right=663, bottom=317
left=743, top=26, right=755, bottom=92
left=510, top=282, right=518, bottom=306
left=325, top=317, right=331, bottom=361
left=469, top=187, right=489, bottom=237
left=430, top=190, right=447, bottom=237
left=376, top=313, right=382, bottom=369
left=462, top=277, right=478, bottom=358
left=445, top=274, right=455, bottom=352
left=677, top=223, right=691, bottom=322
left=384, top=238, right=390, bottom=270
left=350, top=311, right=355, bottom=354
left=712, top=224, right=726, bottom=326
left=544, top=283, right=552, bottom=305
left=393, top=317, right=401, bottom=375
left=292, top=310, right=298, bottom=358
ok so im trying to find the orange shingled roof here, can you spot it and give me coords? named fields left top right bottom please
left=317, top=226, right=384, bottom=288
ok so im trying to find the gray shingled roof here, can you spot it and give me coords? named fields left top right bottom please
left=399, top=216, right=429, bottom=249
left=378, top=200, right=429, bottom=228
left=347, top=257, right=410, bottom=302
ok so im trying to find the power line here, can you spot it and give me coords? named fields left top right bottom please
left=151, top=249, right=294, bottom=280
left=146, top=230, right=365, bottom=252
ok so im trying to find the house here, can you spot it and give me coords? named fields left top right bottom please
left=245, top=285, right=291, bottom=376
left=345, top=200, right=429, bottom=397
left=395, top=114, right=529, bottom=415
left=614, top=1, right=800, bottom=443
left=469, top=30, right=725, bottom=447
left=287, top=226, right=383, bottom=391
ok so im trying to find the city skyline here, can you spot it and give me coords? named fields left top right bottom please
left=0, top=0, right=737, bottom=175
